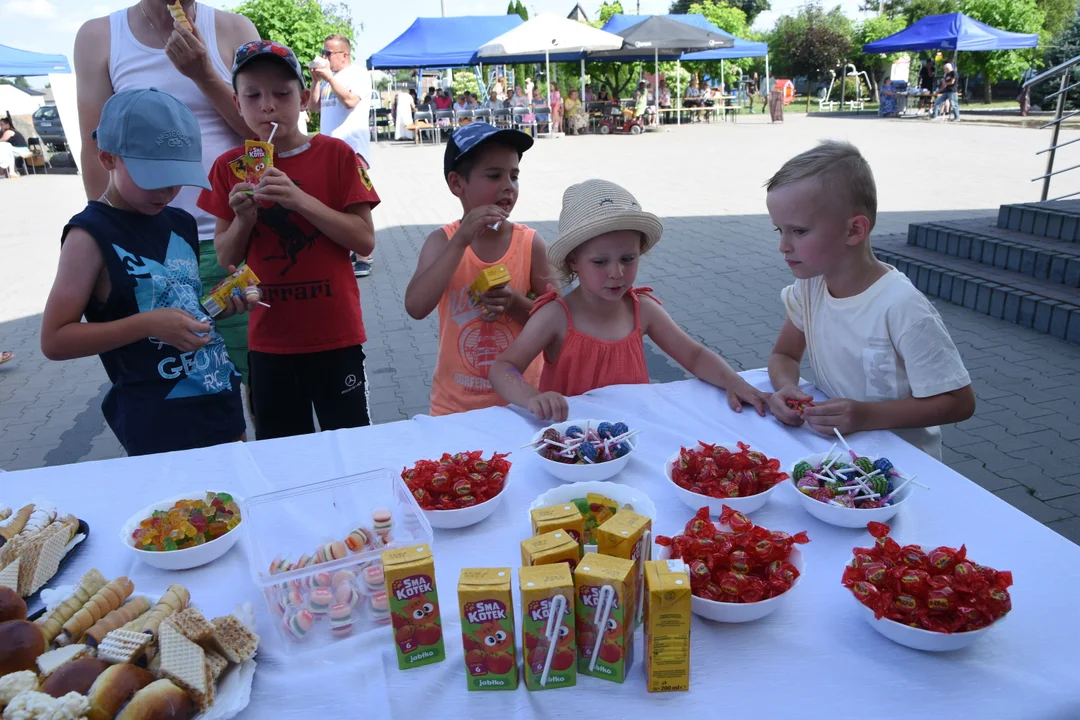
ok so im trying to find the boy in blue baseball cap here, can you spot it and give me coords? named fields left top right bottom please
left=40, top=88, right=256, bottom=456
left=404, top=122, right=553, bottom=416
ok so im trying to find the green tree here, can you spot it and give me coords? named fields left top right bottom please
left=769, top=2, right=853, bottom=108
left=504, top=1, right=532, bottom=95
left=587, top=1, right=640, bottom=98
left=670, top=0, right=770, bottom=24
left=452, top=70, right=480, bottom=98
left=1037, top=0, right=1079, bottom=37
left=854, top=14, right=907, bottom=101
left=508, top=0, right=528, bottom=21
left=959, top=0, right=1044, bottom=102
left=1033, top=11, right=1080, bottom=109
left=683, top=1, right=753, bottom=87
left=0, top=76, right=30, bottom=89
left=902, top=0, right=959, bottom=24
left=234, top=0, right=352, bottom=69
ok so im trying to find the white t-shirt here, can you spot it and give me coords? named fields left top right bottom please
left=781, top=267, right=971, bottom=459
left=319, top=63, right=372, bottom=166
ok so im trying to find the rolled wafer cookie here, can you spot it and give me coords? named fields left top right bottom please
left=37, top=568, right=108, bottom=645
left=121, top=609, right=152, bottom=632
left=0, top=504, right=11, bottom=522
left=140, top=585, right=190, bottom=638
left=167, top=1, right=193, bottom=31
left=21, top=502, right=57, bottom=537
left=84, top=596, right=151, bottom=647
left=60, top=577, right=134, bottom=645
left=0, top=504, right=34, bottom=544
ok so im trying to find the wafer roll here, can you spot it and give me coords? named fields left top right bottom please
left=0, top=504, right=34, bottom=544
left=85, top=596, right=150, bottom=647
left=140, top=585, right=189, bottom=638
left=167, top=1, right=193, bottom=31
left=60, top=577, right=133, bottom=645
left=37, top=569, right=107, bottom=645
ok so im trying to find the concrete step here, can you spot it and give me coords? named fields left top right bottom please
left=907, top=219, right=1080, bottom=288
left=874, top=234, right=1080, bottom=344
left=997, top=201, right=1080, bottom=242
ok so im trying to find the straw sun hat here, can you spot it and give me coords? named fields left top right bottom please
left=547, top=179, right=664, bottom=279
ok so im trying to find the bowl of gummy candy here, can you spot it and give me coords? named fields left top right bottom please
left=529, top=420, right=638, bottom=484
left=401, top=450, right=513, bottom=530
left=656, top=505, right=809, bottom=623
left=665, top=441, right=788, bottom=515
left=788, top=450, right=914, bottom=528
left=121, top=491, right=243, bottom=570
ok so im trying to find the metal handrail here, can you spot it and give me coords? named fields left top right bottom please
left=1025, top=54, right=1080, bottom=201
left=1023, top=55, right=1080, bottom=90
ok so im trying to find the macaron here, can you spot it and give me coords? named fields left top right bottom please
left=285, top=609, right=314, bottom=640
left=329, top=603, right=354, bottom=639
left=345, top=527, right=372, bottom=552
left=369, top=592, right=390, bottom=625
left=363, top=565, right=385, bottom=593
left=308, top=587, right=333, bottom=617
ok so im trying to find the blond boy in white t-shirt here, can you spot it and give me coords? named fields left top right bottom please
left=765, top=140, right=975, bottom=459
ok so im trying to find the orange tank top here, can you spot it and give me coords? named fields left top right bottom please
left=430, top=221, right=543, bottom=416
left=535, top=287, right=656, bottom=397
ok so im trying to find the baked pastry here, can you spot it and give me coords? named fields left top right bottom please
left=36, top=568, right=107, bottom=645
left=39, top=657, right=110, bottom=698
left=85, top=597, right=150, bottom=647
left=139, top=585, right=189, bottom=638
left=3, top=689, right=89, bottom=719
left=209, top=614, right=258, bottom=663
left=96, top=629, right=152, bottom=666
left=0, top=586, right=26, bottom=623
left=166, top=1, right=193, bottom=31
left=0, top=504, right=33, bottom=545
left=60, top=577, right=133, bottom=645
left=114, top=679, right=193, bottom=720
left=165, top=607, right=213, bottom=644
left=84, top=663, right=154, bottom=720
left=35, top=644, right=92, bottom=678
left=157, top=621, right=211, bottom=712
left=0, top=619, right=46, bottom=676
left=0, top=672, right=37, bottom=709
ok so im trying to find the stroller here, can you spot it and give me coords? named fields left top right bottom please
left=598, top=102, right=644, bottom=135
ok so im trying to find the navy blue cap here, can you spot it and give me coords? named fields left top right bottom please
left=443, top=122, right=533, bottom=180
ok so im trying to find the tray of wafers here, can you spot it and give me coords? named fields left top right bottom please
left=0, top=500, right=91, bottom=614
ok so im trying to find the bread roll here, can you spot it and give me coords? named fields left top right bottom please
left=0, top=585, right=26, bottom=623
left=0, top=619, right=46, bottom=676
left=39, top=657, right=110, bottom=697
left=115, top=679, right=194, bottom=720
left=85, top=663, right=155, bottom=720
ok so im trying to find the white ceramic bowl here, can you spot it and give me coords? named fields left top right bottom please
left=848, top=546, right=1004, bottom=651
left=422, top=469, right=513, bottom=529
left=121, top=492, right=243, bottom=570
left=657, top=538, right=804, bottom=623
left=664, top=443, right=784, bottom=516
left=527, top=481, right=658, bottom=524
left=530, top=419, right=638, bottom=484
left=789, top=453, right=912, bottom=528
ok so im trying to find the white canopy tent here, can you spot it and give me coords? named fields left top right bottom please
left=478, top=14, right=624, bottom=136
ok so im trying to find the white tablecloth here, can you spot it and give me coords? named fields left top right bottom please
left=4, top=371, right=1079, bottom=719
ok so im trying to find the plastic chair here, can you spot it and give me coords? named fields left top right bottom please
left=473, top=108, right=492, bottom=124
left=491, top=108, right=512, bottom=128
left=26, top=137, right=47, bottom=175
left=511, top=107, right=536, bottom=136
left=455, top=109, right=475, bottom=127
left=435, top=109, right=455, bottom=130
left=412, top=110, right=438, bottom=145
left=372, top=108, right=392, bottom=141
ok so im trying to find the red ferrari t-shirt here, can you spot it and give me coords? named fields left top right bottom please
left=198, top=134, right=380, bottom=354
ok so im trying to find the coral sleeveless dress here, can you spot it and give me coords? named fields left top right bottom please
left=534, top=287, right=656, bottom=397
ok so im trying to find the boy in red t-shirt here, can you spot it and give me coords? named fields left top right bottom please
left=198, top=41, right=380, bottom=439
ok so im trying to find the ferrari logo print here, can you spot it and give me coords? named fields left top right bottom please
left=358, top=167, right=373, bottom=191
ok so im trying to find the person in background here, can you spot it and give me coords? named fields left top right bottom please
left=658, top=81, right=672, bottom=121
left=393, top=87, right=415, bottom=140
left=584, top=86, right=595, bottom=103
left=879, top=78, right=898, bottom=117
left=747, top=72, right=758, bottom=114
left=596, top=87, right=610, bottom=102
left=510, top=85, right=529, bottom=106
left=684, top=78, right=702, bottom=121
left=454, top=93, right=471, bottom=113
left=485, top=90, right=502, bottom=109
left=933, top=62, right=959, bottom=122
left=0, top=117, right=28, bottom=178
left=918, top=58, right=935, bottom=112
left=434, top=88, right=453, bottom=111
left=549, top=82, right=563, bottom=133
left=563, top=88, right=587, bottom=134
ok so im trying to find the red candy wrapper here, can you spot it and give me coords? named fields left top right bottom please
left=670, top=442, right=789, bottom=499
left=656, top=505, right=809, bottom=605
left=785, top=397, right=815, bottom=412
left=842, top=522, right=1013, bottom=633
left=401, top=450, right=509, bottom=510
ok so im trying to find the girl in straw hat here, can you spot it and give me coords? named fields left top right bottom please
left=489, top=179, right=769, bottom=422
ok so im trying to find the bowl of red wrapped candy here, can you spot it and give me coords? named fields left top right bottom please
left=529, top=420, right=638, bottom=483
left=401, top=451, right=512, bottom=529
left=789, top=450, right=914, bottom=528
left=121, top=491, right=243, bottom=570
left=843, top=522, right=1012, bottom=652
left=665, top=442, right=788, bottom=515
left=656, top=505, right=809, bottom=623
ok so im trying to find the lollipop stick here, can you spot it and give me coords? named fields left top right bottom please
left=588, top=585, right=615, bottom=672
left=258, top=301, right=271, bottom=308
left=832, top=428, right=854, bottom=456
left=540, top=594, right=567, bottom=687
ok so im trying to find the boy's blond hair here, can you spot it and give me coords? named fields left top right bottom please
left=766, top=140, right=877, bottom=231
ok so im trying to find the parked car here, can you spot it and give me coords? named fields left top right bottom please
left=33, top=105, right=66, bottom=151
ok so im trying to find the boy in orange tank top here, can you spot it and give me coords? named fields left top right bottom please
left=405, top=123, right=553, bottom=416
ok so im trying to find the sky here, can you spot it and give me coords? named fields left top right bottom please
left=2, top=0, right=867, bottom=88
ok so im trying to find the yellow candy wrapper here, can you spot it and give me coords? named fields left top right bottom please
left=469, top=265, right=511, bottom=304
left=242, top=139, right=274, bottom=191
left=201, top=264, right=260, bottom=318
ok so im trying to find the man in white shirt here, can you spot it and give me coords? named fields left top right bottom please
left=308, top=33, right=375, bottom=276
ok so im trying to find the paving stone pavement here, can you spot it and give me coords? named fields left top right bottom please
left=1, top=113, right=1078, bottom=544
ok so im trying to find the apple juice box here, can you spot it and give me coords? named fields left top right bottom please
left=382, top=544, right=445, bottom=670
left=519, top=564, right=576, bottom=691
left=520, top=530, right=580, bottom=569
left=530, top=503, right=585, bottom=554
left=596, top=510, right=652, bottom=627
left=643, top=560, right=691, bottom=692
left=574, top=552, right=635, bottom=683
left=458, top=567, right=517, bottom=691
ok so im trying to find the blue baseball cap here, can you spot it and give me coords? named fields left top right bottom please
left=94, top=88, right=209, bottom=190
left=443, top=122, right=533, bottom=180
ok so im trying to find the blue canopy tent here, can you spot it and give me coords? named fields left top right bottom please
left=0, top=44, right=71, bottom=76
left=367, top=15, right=523, bottom=69
left=862, top=12, right=1038, bottom=53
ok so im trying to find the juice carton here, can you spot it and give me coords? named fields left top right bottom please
left=643, top=560, right=691, bottom=692
left=468, top=265, right=512, bottom=304
left=574, top=552, right=635, bottom=683
left=596, top=510, right=652, bottom=627
left=381, top=544, right=445, bottom=670
left=201, top=263, right=260, bottom=318
left=530, top=503, right=585, bottom=554
left=243, top=139, right=274, bottom=185
left=520, top=530, right=579, bottom=570
left=458, top=568, right=517, bottom=691
left=519, top=564, right=576, bottom=691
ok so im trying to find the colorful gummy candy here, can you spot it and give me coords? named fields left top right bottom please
left=656, top=505, right=810, bottom=604
left=533, top=421, right=634, bottom=465
left=132, top=492, right=240, bottom=551
left=670, top=441, right=789, bottom=499
left=842, top=522, right=1013, bottom=633
left=785, top=397, right=815, bottom=413
left=401, top=450, right=510, bottom=511
left=794, top=449, right=912, bottom=509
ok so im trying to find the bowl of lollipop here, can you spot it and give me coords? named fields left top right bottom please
left=528, top=420, right=638, bottom=483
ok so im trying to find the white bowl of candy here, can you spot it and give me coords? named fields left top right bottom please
left=422, top=469, right=513, bottom=530
left=788, top=451, right=915, bottom=528
left=664, top=442, right=786, bottom=516
left=529, top=420, right=638, bottom=484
